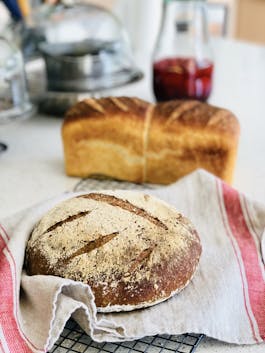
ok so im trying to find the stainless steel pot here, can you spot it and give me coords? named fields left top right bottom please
left=40, top=39, right=143, bottom=92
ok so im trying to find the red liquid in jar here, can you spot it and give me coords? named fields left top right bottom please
left=153, top=57, right=214, bottom=101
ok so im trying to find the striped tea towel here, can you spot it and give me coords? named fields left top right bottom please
left=0, top=170, right=264, bottom=352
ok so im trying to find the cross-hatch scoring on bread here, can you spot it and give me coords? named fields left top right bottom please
left=25, top=191, right=202, bottom=313
left=62, top=97, right=240, bottom=184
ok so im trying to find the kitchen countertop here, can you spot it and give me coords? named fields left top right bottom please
left=0, top=38, right=264, bottom=352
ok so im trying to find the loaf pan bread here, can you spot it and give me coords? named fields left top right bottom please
left=62, top=97, right=240, bottom=184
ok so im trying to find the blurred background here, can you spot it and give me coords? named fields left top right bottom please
left=1, top=0, right=265, bottom=47
left=0, top=0, right=264, bottom=116
left=1, top=0, right=265, bottom=52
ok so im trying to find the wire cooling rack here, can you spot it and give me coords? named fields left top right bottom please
left=50, top=319, right=204, bottom=353
left=73, top=178, right=158, bottom=192
left=50, top=178, right=203, bottom=353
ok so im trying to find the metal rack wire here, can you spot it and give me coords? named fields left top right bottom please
left=50, top=319, right=204, bottom=353
left=73, top=178, right=158, bottom=192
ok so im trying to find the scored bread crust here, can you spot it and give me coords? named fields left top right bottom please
left=62, top=97, right=240, bottom=184
left=63, top=97, right=150, bottom=183
left=146, top=100, right=240, bottom=184
left=25, top=191, right=202, bottom=312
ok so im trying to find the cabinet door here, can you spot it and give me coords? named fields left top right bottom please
left=236, top=0, right=265, bottom=44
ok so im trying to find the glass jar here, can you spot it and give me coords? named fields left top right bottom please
left=0, top=37, right=34, bottom=123
left=153, top=0, right=214, bottom=102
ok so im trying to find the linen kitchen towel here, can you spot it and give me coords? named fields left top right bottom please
left=0, top=170, right=264, bottom=352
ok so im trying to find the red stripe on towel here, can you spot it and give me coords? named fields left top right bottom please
left=0, top=225, right=43, bottom=352
left=216, top=180, right=259, bottom=342
left=0, top=224, right=10, bottom=241
left=0, top=233, right=33, bottom=352
left=222, top=182, right=265, bottom=340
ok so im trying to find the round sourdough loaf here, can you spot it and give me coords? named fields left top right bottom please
left=25, top=191, right=202, bottom=312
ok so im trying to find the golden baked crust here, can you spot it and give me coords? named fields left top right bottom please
left=62, top=97, right=240, bottom=184
left=146, top=100, right=240, bottom=184
left=62, top=97, right=150, bottom=183
left=25, top=191, right=202, bottom=312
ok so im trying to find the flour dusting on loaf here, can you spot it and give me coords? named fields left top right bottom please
left=25, top=191, right=202, bottom=312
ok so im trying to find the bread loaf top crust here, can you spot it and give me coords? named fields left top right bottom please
left=64, top=97, right=239, bottom=137
left=152, top=100, right=240, bottom=136
left=63, top=97, right=150, bottom=156
left=64, top=97, right=150, bottom=124
left=62, top=97, right=152, bottom=182
left=25, top=191, right=202, bottom=312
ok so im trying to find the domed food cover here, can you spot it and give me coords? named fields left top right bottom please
left=38, top=3, right=143, bottom=92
